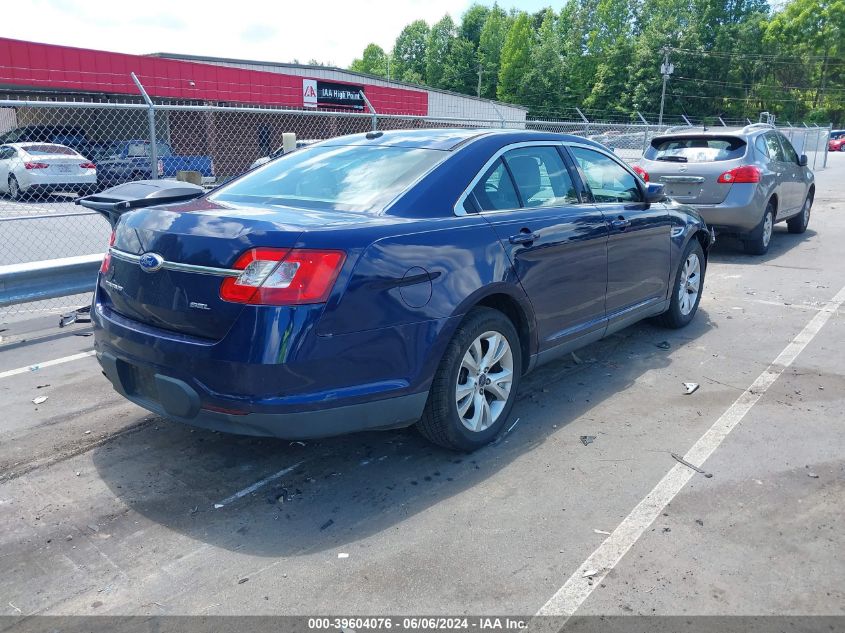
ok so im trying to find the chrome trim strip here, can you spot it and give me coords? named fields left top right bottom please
left=109, top=248, right=240, bottom=277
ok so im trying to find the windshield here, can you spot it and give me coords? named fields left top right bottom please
left=210, top=144, right=446, bottom=212
left=645, top=136, right=746, bottom=163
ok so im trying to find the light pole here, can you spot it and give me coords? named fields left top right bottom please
left=658, top=47, right=674, bottom=128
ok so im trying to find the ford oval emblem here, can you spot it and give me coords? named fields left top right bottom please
left=139, top=252, right=164, bottom=273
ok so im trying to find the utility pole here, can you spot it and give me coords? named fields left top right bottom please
left=477, top=63, right=483, bottom=98
left=658, top=47, right=674, bottom=128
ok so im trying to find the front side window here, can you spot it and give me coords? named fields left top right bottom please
left=764, top=133, right=786, bottom=162
left=779, top=134, right=799, bottom=163
left=569, top=146, right=643, bottom=203
left=211, top=144, right=446, bottom=213
left=470, top=158, right=520, bottom=211
left=502, top=146, right=578, bottom=208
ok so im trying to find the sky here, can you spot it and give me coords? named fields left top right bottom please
left=6, top=0, right=552, bottom=68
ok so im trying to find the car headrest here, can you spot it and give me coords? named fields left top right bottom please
left=507, top=155, right=541, bottom=201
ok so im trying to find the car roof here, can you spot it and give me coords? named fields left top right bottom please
left=316, top=128, right=605, bottom=151
left=5, top=142, right=76, bottom=150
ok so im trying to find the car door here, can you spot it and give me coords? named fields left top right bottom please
left=777, top=133, right=806, bottom=213
left=762, top=132, right=792, bottom=212
left=565, top=144, right=670, bottom=322
left=462, top=143, right=609, bottom=352
left=0, top=146, right=12, bottom=191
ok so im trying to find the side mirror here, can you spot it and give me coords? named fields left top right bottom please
left=645, top=182, right=666, bottom=203
left=798, top=155, right=808, bottom=167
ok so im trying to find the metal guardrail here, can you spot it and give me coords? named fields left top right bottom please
left=0, top=254, right=102, bottom=308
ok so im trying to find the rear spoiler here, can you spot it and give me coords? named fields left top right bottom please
left=76, top=179, right=205, bottom=227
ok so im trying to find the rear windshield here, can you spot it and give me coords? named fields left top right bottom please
left=210, top=145, right=446, bottom=213
left=645, top=136, right=746, bottom=163
left=24, top=144, right=78, bottom=156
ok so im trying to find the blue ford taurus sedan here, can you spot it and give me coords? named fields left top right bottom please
left=92, top=129, right=712, bottom=451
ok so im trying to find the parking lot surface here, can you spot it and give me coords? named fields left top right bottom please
left=1, top=153, right=843, bottom=618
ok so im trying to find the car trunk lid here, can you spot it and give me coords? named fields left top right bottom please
left=100, top=198, right=360, bottom=340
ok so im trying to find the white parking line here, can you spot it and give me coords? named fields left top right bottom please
left=0, top=350, right=96, bottom=380
left=213, top=461, right=304, bottom=509
left=536, top=283, right=845, bottom=619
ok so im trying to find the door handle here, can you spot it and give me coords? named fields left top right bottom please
left=509, top=230, right=539, bottom=244
left=611, top=217, right=631, bottom=230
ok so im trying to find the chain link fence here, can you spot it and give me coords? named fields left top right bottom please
left=0, top=98, right=833, bottom=321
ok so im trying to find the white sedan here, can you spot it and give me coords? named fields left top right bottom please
left=0, top=142, right=97, bottom=200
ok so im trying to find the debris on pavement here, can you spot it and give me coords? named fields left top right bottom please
left=493, top=417, right=521, bottom=445
left=320, top=519, right=334, bottom=531
left=59, top=305, right=92, bottom=328
left=73, top=332, right=94, bottom=337
left=671, top=452, right=713, bottom=478
left=695, top=519, right=704, bottom=526
left=36, top=384, right=50, bottom=389
left=32, top=396, right=48, bottom=405
left=593, top=529, right=611, bottom=535
left=807, top=472, right=819, bottom=479
left=582, top=569, right=599, bottom=579
left=214, top=503, right=224, bottom=509
left=87, top=524, right=99, bottom=533
left=289, top=441, right=306, bottom=447
left=571, top=351, right=583, bottom=364
left=238, top=577, right=249, bottom=584
left=683, top=382, right=700, bottom=395
left=656, top=341, right=671, bottom=350
left=338, top=553, right=349, bottom=559
left=580, top=435, right=596, bottom=446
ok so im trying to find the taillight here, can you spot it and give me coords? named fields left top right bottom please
left=632, top=165, right=649, bottom=182
left=220, top=248, right=346, bottom=305
left=100, top=231, right=116, bottom=274
left=79, top=161, right=96, bottom=169
left=24, top=162, right=49, bottom=170
left=717, top=165, right=761, bottom=184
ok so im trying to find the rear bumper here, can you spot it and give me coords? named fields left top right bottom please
left=682, top=183, right=766, bottom=234
left=98, top=350, right=427, bottom=438
left=92, top=298, right=457, bottom=439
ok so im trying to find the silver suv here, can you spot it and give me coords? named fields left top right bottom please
left=636, top=124, right=815, bottom=255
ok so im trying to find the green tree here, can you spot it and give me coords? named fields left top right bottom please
left=442, top=37, right=479, bottom=94
left=392, top=20, right=430, bottom=83
left=477, top=5, right=509, bottom=99
left=497, top=12, right=534, bottom=103
left=426, top=15, right=458, bottom=88
left=522, top=10, right=565, bottom=112
left=349, top=43, right=388, bottom=77
left=459, top=4, right=491, bottom=48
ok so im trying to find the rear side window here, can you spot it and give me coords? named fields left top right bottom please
left=502, top=146, right=578, bottom=208
left=764, top=133, right=785, bottom=161
left=645, top=136, right=746, bottom=163
left=755, top=135, right=769, bottom=159
left=470, top=159, right=520, bottom=211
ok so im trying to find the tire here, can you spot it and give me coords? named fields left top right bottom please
left=787, top=193, right=812, bottom=234
left=417, top=307, right=522, bottom=451
left=8, top=175, right=21, bottom=201
left=743, top=201, right=775, bottom=255
left=654, top=239, right=705, bottom=329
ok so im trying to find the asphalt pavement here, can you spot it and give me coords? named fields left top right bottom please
left=0, top=153, right=843, bottom=619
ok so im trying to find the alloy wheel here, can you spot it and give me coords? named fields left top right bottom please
left=678, top=253, right=701, bottom=316
left=762, top=211, right=773, bottom=248
left=455, top=330, right=514, bottom=432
